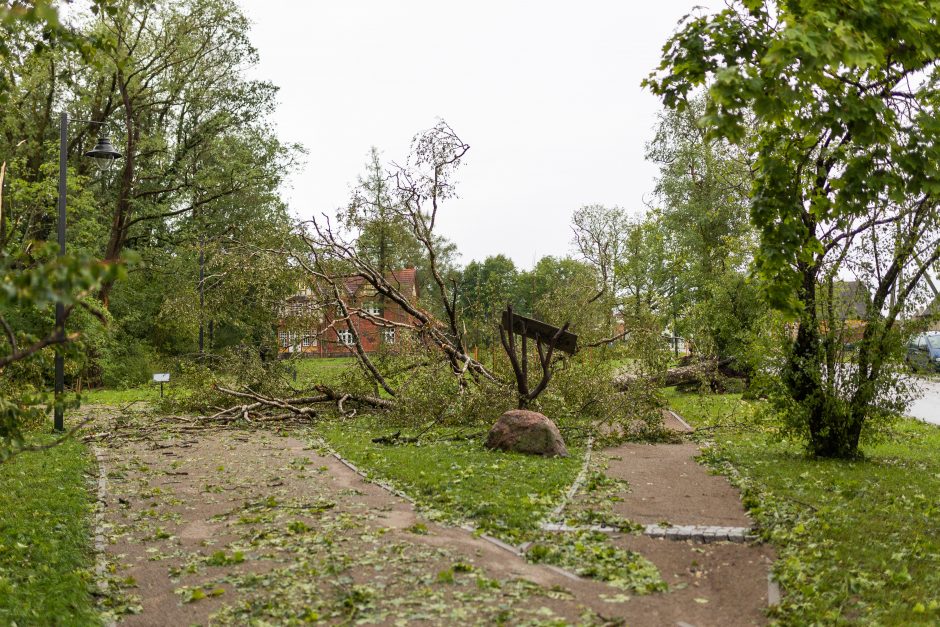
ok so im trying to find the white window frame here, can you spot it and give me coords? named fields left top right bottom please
left=337, top=329, right=354, bottom=346
left=362, top=302, right=382, bottom=317
left=278, top=331, right=289, bottom=348
left=383, top=328, right=395, bottom=343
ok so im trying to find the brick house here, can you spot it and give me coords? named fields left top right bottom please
left=277, top=268, right=419, bottom=358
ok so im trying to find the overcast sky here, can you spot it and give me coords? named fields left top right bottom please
left=239, top=1, right=718, bottom=269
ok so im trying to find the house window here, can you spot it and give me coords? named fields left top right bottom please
left=362, top=302, right=382, bottom=317
left=302, top=334, right=313, bottom=347
left=278, top=331, right=289, bottom=347
left=383, top=328, right=395, bottom=343
left=337, top=330, right=354, bottom=346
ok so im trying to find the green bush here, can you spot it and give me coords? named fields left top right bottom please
left=100, top=336, right=158, bottom=389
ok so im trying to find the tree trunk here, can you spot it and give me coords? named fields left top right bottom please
left=784, top=265, right=861, bottom=458
left=614, top=357, right=745, bottom=389
left=99, top=71, right=137, bottom=307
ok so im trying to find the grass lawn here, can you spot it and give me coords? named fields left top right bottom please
left=291, top=357, right=355, bottom=387
left=665, top=388, right=940, bottom=625
left=0, top=435, right=98, bottom=625
left=78, top=358, right=355, bottom=407
left=316, top=417, right=584, bottom=543
left=81, top=384, right=162, bottom=405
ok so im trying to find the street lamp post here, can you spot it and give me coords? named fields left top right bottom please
left=54, top=112, right=122, bottom=432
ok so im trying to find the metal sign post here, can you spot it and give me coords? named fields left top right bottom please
left=153, top=373, right=170, bottom=398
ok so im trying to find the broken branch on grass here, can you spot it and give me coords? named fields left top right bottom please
left=211, top=383, right=394, bottom=423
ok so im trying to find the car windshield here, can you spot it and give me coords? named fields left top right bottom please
left=928, top=336, right=940, bottom=349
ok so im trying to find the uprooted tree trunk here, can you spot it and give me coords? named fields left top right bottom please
left=614, top=357, right=746, bottom=390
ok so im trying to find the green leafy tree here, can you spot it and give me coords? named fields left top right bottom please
left=0, top=0, right=130, bottom=458
left=646, top=96, right=763, bottom=365
left=2, top=0, right=298, bottom=389
left=73, top=0, right=293, bottom=305
left=646, top=0, right=940, bottom=457
left=517, top=256, right=610, bottom=341
left=345, top=147, right=425, bottom=275
left=615, top=217, right=671, bottom=321
left=457, top=254, right=519, bottom=348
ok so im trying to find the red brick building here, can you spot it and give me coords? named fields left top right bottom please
left=277, top=269, right=419, bottom=358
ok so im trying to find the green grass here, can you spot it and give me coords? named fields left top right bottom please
left=290, top=357, right=355, bottom=386
left=81, top=385, right=162, bottom=405
left=78, top=357, right=354, bottom=406
left=0, top=435, right=98, bottom=625
left=665, top=388, right=940, bottom=625
left=316, top=417, right=583, bottom=543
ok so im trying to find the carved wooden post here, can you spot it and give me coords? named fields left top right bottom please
left=498, top=305, right=575, bottom=409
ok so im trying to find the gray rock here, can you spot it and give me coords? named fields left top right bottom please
left=485, top=410, right=569, bottom=457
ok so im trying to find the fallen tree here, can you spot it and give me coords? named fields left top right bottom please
left=190, top=121, right=672, bottom=445
left=614, top=357, right=746, bottom=390
left=210, top=384, right=393, bottom=422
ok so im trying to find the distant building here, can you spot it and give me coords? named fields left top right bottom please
left=917, top=295, right=940, bottom=331
left=782, top=280, right=873, bottom=341
left=824, top=280, right=872, bottom=341
left=828, top=280, right=871, bottom=320
left=277, top=268, right=419, bottom=358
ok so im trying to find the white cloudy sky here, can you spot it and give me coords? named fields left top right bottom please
left=239, top=1, right=718, bottom=269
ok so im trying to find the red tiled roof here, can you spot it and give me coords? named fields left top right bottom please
left=344, top=268, right=417, bottom=299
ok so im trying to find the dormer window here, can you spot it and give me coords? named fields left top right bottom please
left=362, top=302, right=382, bottom=317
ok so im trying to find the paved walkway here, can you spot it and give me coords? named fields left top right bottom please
left=908, top=375, right=940, bottom=425
left=91, top=408, right=774, bottom=626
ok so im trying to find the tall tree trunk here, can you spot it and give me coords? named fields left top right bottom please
left=785, top=262, right=838, bottom=456
left=99, top=72, right=136, bottom=307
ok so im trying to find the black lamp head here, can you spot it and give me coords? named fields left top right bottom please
left=84, top=136, right=122, bottom=161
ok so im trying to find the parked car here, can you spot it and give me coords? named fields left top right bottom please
left=905, top=332, right=940, bottom=373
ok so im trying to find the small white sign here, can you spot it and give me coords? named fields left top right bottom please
left=153, top=373, right=170, bottom=382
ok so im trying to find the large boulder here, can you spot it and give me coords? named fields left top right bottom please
left=485, top=409, right=568, bottom=457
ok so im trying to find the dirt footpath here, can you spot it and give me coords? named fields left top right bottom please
left=93, top=413, right=773, bottom=626
left=603, top=442, right=753, bottom=528
left=554, top=434, right=774, bottom=627
left=588, top=439, right=772, bottom=626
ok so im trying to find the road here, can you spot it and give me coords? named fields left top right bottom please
left=908, top=376, right=940, bottom=425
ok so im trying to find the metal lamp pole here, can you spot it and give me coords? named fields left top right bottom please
left=198, top=235, right=204, bottom=353
left=54, top=113, right=67, bottom=432
left=54, top=112, right=122, bottom=431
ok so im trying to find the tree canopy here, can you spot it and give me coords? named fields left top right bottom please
left=646, top=0, right=940, bottom=456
